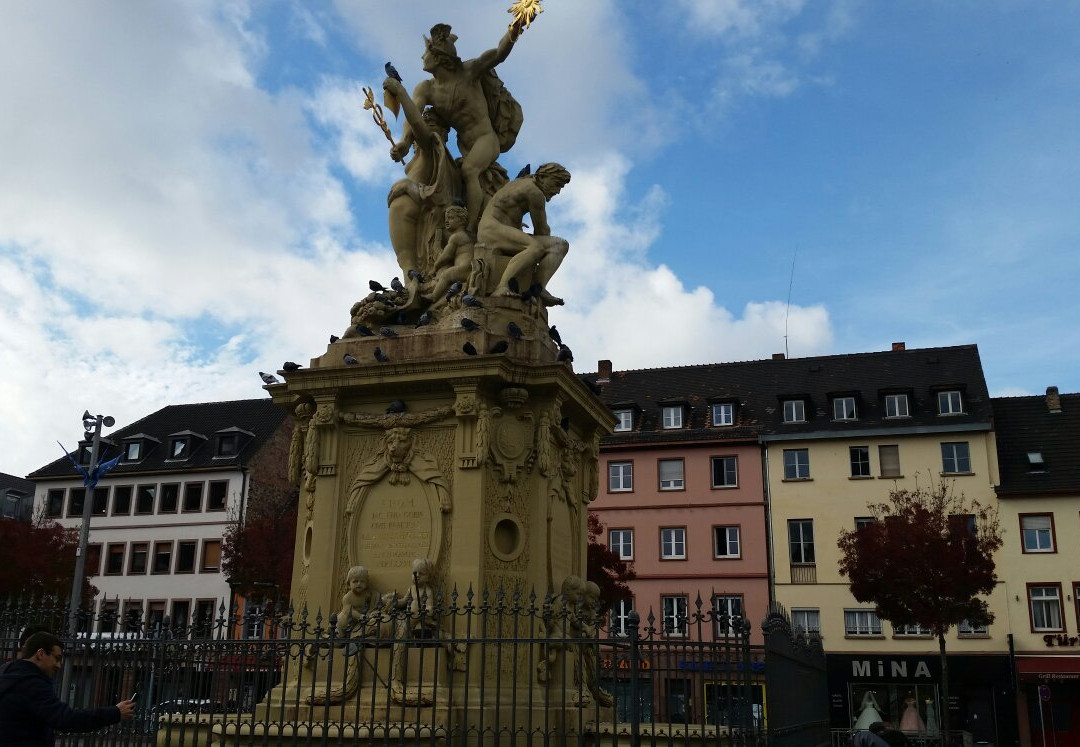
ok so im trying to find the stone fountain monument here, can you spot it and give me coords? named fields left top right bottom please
left=159, top=3, right=616, bottom=745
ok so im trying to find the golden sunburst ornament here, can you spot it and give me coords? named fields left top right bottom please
left=507, top=0, right=543, bottom=33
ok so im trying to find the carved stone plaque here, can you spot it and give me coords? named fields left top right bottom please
left=350, top=481, right=442, bottom=583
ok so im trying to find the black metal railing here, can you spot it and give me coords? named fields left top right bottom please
left=0, top=592, right=773, bottom=746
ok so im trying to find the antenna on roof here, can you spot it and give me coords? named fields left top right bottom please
left=784, top=245, right=798, bottom=359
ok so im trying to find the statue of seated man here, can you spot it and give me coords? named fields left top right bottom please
left=478, top=163, right=571, bottom=306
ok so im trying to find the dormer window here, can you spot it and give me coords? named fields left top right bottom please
left=661, top=406, right=683, bottom=429
left=783, top=400, right=806, bottom=423
left=613, top=409, right=633, bottom=432
left=124, top=442, right=142, bottom=462
left=1027, top=452, right=1045, bottom=473
left=937, top=390, right=963, bottom=415
left=832, top=396, right=857, bottom=421
left=170, top=438, right=190, bottom=459
left=884, top=393, right=910, bottom=418
left=217, top=434, right=239, bottom=457
left=712, top=403, right=734, bottom=427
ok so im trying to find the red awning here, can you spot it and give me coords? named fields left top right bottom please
left=1016, top=656, right=1080, bottom=679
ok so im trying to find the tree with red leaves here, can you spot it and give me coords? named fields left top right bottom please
left=221, top=422, right=297, bottom=602
left=838, top=479, right=1001, bottom=738
left=0, top=518, right=97, bottom=601
left=586, top=512, right=635, bottom=611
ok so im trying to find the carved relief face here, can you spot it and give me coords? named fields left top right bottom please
left=385, top=427, right=414, bottom=465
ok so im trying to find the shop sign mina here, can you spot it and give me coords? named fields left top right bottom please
left=851, top=658, right=933, bottom=680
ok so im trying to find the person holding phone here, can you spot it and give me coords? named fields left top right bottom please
left=0, top=631, right=134, bottom=746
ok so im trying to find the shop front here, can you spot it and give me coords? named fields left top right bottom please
left=827, top=653, right=1017, bottom=744
left=1015, top=654, right=1080, bottom=747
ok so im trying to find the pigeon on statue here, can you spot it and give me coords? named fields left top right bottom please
left=462, top=294, right=483, bottom=308
left=385, top=62, right=402, bottom=82
left=557, top=344, right=574, bottom=363
left=391, top=277, right=405, bottom=293
left=516, top=163, right=531, bottom=178
left=374, top=347, right=390, bottom=363
left=548, top=325, right=562, bottom=345
left=329, top=334, right=340, bottom=344
left=462, top=342, right=478, bottom=356
left=282, top=361, right=302, bottom=372
left=415, top=311, right=432, bottom=328
left=407, top=268, right=424, bottom=282
left=488, top=340, right=509, bottom=354
left=343, top=353, right=360, bottom=365
left=507, top=322, right=523, bottom=340
left=379, top=326, right=398, bottom=338
left=386, top=399, right=406, bottom=414
left=461, top=317, right=480, bottom=332
left=259, top=372, right=279, bottom=385
left=446, top=281, right=463, bottom=300
left=369, top=280, right=387, bottom=292
left=355, top=324, right=375, bottom=337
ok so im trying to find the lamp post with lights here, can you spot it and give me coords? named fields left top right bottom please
left=61, top=409, right=114, bottom=700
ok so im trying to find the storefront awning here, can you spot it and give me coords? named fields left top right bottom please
left=1016, top=655, right=1080, bottom=679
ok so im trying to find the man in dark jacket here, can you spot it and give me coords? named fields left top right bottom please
left=0, top=631, right=134, bottom=746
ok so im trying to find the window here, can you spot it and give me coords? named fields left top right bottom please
left=216, top=433, right=239, bottom=457
left=46, top=489, right=64, bottom=518
left=105, top=544, right=125, bottom=575
left=176, top=541, right=197, bottom=573
left=849, top=446, right=870, bottom=477
left=788, top=520, right=815, bottom=564
left=159, top=483, right=180, bottom=513
left=941, top=442, right=971, bottom=474
left=844, top=609, right=883, bottom=636
left=123, top=441, right=142, bottom=461
left=147, top=601, right=166, bottom=633
left=244, top=603, right=265, bottom=639
left=111, top=486, right=132, bottom=515
left=201, top=540, right=222, bottom=572
left=1027, top=452, right=1045, bottom=472
left=66, top=488, right=85, bottom=518
left=661, top=406, right=683, bottom=429
left=713, top=526, right=740, bottom=558
left=183, top=483, right=203, bottom=512
left=712, top=403, right=734, bottom=426
left=659, top=459, right=685, bottom=490
left=783, top=400, right=806, bottom=423
left=123, top=602, right=143, bottom=633
left=833, top=396, right=857, bottom=420
left=171, top=600, right=191, bottom=633
left=893, top=622, right=932, bottom=637
left=194, top=600, right=216, bottom=638
left=610, top=598, right=633, bottom=637
left=711, top=456, right=738, bottom=488
left=152, top=542, right=173, bottom=574
left=951, top=513, right=977, bottom=536
left=884, top=393, right=910, bottom=418
left=1021, top=514, right=1054, bottom=553
left=608, top=462, right=633, bottom=492
left=207, top=481, right=228, bottom=511
left=1029, top=585, right=1063, bottom=632
left=129, top=542, right=149, bottom=575
left=136, top=484, right=156, bottom=514
left=879, top=445, right=901, bottom=477
left=958, top=619, right=988, bottom=636
left=791, top=608, right=821, bottom=635
left=713, top=595, right=744, bottom=637
left=854, top=517, right=875, bottom=531
left=783, top=448, right=810, bottom=480
left=169, top=438, right=190, bottom=459
left=89, top=488, right=107, bottom=516
left=613, top=410, right=633, bottom=432
left=85, top=544, right=102, bottom=576
left=661, top=527, right=686, bottom=559
left=609, top=529, right=633, bottom=560
left=661, top=595, right=688, bottom=637
left=937, top=390, right=963, bottom=415
left=99, top=600, right=118, bottom=634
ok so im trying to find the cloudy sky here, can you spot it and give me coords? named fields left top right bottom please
left=3, top=1, right=1079, bottom=477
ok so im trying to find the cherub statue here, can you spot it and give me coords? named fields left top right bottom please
left=425, top=205, right=475, bottom=308
left=333, top=565, right=381, bottom=638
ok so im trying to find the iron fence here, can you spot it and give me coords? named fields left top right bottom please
left=0, top=592, right=774, bottom=746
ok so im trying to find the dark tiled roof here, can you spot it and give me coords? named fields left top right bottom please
left=0, top=472, right=35, bottom=494
left=28, top=399, right=287, bottom=480
left=993, top=392, right=1080, bottom=496
left=587, top=345, right=991, bottom=447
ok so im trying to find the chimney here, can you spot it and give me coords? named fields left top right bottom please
left=772, top=353, right=785, bottom=360
left=1047, top=386, right=1062, bottom=414
left=892, top=342, right=906, bottom=351
left=597, top=359, right=612, bottom=384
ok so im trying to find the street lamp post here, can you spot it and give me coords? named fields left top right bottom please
left=61, top=410, right=114, bottom=701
